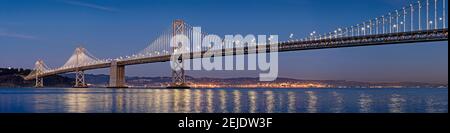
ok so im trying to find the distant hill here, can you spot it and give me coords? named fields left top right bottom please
left=179, top=77, right=448, bottom=88
left=63, top=73, right=448, bottom=88
left=1, top=68, right=447, bottom=88
left=61, top=73, right=109, bottom=85
left=0, top=68, right=74, bottom=87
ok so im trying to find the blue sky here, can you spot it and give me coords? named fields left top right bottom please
left=0, top=0, right=448, bottom=83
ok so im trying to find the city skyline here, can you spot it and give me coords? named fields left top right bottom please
left=0, top=0, right=448, bottom=83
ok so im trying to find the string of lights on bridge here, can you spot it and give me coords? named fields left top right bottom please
left=295, top=0, right=447, bottom=42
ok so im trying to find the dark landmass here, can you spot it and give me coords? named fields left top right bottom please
left=0, top=68, right=73, bottom=87
left=1, top=68, right=447, bottom=88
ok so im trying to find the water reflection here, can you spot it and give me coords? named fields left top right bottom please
left=173, top=89, right=180, bottom=112
left=330, top=91, right=344, bottom=113
left=389, top=94, right=406, bottom=113
left=162, top=89, right=170, bottom=113
left=306, top=91, right=318, bottom=113
left=0, top=88, right=447, bottom=113
left=183, top=89, right=191, bottom=113
left=206, top=90, right=214, bottom=113
left=233, top=90, right=241, bottom=113
left=358, top=93, right=373, bottom=113
left=287, top=92, right=296, bottom=113
left=265, top=91, right=275, bottom=113
left=425, top=98, right=437, bottom=113
left=194, top=90, right=202, bottom=113
left=219, top=90, right=228, bottom=113
left=63, top=89, right=89, bottom=113
left=424, top=95, right=448, bottom=113
left=248, top=91, right=257, bottom=113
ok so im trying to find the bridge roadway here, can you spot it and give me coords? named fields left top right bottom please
left=25, top=28, right=448, bottom=80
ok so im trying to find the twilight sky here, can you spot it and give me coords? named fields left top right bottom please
left=0, top=0, right=448, bottom=83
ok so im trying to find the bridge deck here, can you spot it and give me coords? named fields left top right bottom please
left=25, top=29, right=448, bottom=80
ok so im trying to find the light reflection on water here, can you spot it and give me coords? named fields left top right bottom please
left=389, top=94, right=406, bottom=113
left=358, top=93, right=373, bottom=113
left=331, top=91, right=344, bottom=113
left=0, top=88, right=447, bottom=113
left=306, top=91, right=318, bottom=113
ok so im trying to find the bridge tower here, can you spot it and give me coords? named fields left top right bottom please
left=73, top=47, right=88, bottom=88
left=34, top=60, right=45, bottom=88
left=74, top=70, right=87, bottom=88
left=168, top=19, right=189, bottom=88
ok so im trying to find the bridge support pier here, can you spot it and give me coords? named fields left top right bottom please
left=35, top=77, right=44, bottom=88
left=74, top=70, right=88, bottom=88
left=108, top=61, right=127, bottom=88
left=34, top=60, right=45, bottom=88
left=167, top=57, right=190, bottom=89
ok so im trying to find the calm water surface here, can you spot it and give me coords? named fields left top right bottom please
left=0, top=88, right=447, bottom=113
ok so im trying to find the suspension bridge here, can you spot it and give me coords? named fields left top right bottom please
left=24, top=0, right=448, bottom=88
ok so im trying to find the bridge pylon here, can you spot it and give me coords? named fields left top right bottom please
left=72, top=47, right=89, bottom=88
left=35, top=77, right=43, bottom=88
left=74, top=69, right=87, bottom=88
left=168, top=19, right=190, bottom=89
left=34, top=60, right=45, bottom=88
